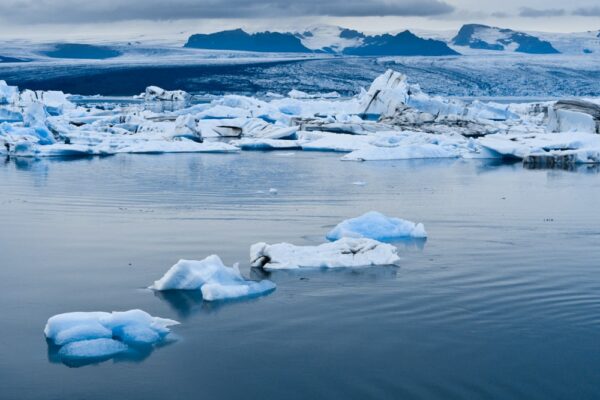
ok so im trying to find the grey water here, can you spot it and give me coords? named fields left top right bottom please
left=1, top=152, right=600, bottom=399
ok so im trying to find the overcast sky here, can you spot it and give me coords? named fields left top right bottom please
left=0, top=0, right=598, bottom=40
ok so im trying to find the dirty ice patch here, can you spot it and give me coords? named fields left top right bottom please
left=326, top=211, right=427, bottom=241
left=250, top=238, right=400, bottom=270
left=150, top=255, right=276, bottom=301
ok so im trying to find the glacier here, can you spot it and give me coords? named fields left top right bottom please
left=150, top=255, right=276, bottom=301
left=1, top=69, right=599, bottom=166
left=250, top=238, right=400, bottom=270
left=326, top=211, right=427, bottom=241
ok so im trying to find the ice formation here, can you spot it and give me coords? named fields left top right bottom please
left=1, top=70, right=598, bottom=165
left=44, top=310, right=178, bottom=360
left=326, top=211, right=427, bottom=241
left=150, top=255, right=276, bottom=301
left=250, top=238, right=400, bottom=270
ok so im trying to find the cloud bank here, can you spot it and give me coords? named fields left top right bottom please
left=0, top=0, right=455, bottom=23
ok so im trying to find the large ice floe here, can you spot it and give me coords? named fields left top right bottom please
left=150, top=255, right=276, bottom=301
left=327, top=211, right=427, bottom=241
left=44, top=310, right=178, bottom=367
left=250, top=238, right=400, bottom=270
left=1, top=69, right=599, bottom=165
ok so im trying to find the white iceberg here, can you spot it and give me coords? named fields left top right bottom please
left=144, top=86, right=190, bottom=102
left=44, top=310, right=179, bottom=360
left=250, top=238, right=400, bottom=270
left=342, top=143, right=458, bottom=161
left=150, top=255, right=276, bottom=301
left=326, top=211, right=427, bottom=241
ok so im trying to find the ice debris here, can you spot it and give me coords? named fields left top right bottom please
left=250, top=238, right=400, bottom=270
left=150, top=255, right=276, bottom=301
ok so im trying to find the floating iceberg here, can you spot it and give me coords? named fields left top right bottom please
left=250, top=238, right=400, bottom=270
left=326, top=211, right=427, bottom=241
left=342, top=143, right=458, bottom=161
left=150, top=255, right=276, bottom=301
left=44, top=310, right=178, bottom=364
left=144, top=86, right=191, bottom=102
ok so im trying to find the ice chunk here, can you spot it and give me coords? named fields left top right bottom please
left=326, top=211, right=427, bottom=241
left=0, top=80, right=19, bottom=104
left=250, top=238, right=400, bottom=270
left=287, top=89, right=341, bottom=99
left=342, top=143, right=457, bottom=161
left=233, top=138, right=301, bottom=150
left=45, top=310, right=179, bottom=362
left=144, top=86, right=191, bottom=102
left=150, top=255, right=276, bottom=301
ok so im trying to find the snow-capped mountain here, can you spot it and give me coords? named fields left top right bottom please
left=451, top=24, right=559, bottom=54
left=184, top=26, right=458, bottom=56
left=295, top=25, right=364, bottom=53
left=185, top=29, right=311, bottom=53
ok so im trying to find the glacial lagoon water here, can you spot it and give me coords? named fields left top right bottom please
left=1, top=152, right=600, bottom=399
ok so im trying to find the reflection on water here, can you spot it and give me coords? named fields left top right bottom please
left=46, top=338, right=176, bottom=368
left=153, top=289, right=273, bottom=319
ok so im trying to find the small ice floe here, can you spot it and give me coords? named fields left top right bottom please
left=250, top=238, right=400, bottom=270
left=326, top=211, right=427, bottom=241
left=352, top=181, right=367, bottom=186
left=150, top=255, right=276, bottom=301
left=44, top=310, right=178, bottom=366
left=269, top=188, right=278, bottom=195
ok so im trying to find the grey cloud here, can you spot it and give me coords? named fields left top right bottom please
left=519, top=7, right=566, bottom=17
left=0, top=0, right=455, bottom=23
left=572, top=6, right=600, bottom=16
left=490, top=11, right=510, bottom=18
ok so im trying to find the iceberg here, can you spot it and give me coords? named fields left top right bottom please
left=144, top=86, right=190, bottom=102
left=0, top=80, right=19, bottom=104
left=150, top=255, right=276, bottom=301
left=342, top=143, right=458, bottom=161
left=250, top=238, right=400, bottom=270
left=326, top=211, right=427, bottom=241
left=44, top=310, right=179, bottom=363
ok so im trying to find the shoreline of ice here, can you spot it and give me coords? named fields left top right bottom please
left=1, top=69, right=598, bottom=165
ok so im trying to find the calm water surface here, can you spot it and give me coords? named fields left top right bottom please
left=1, top=152, right=599, bottom=399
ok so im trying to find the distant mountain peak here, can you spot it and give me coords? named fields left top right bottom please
left=452, top=24, right=560, bottom=54
left=183, top=26, right=459, bottom=57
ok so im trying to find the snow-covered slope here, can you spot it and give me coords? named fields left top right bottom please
left=296, top=25, right=364, bottom=53
left=536, top=30, right=600, bottom=55
left=451, top=24, right=559, bottom=54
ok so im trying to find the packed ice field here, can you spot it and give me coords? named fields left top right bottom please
left=1, top=69, right=599, bottom=164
